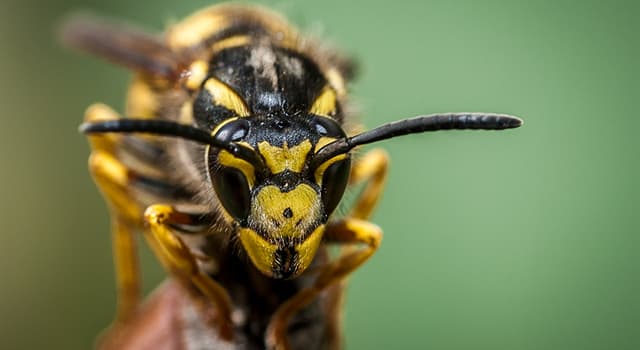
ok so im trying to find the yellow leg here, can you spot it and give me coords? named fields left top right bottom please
left=266, top=219, right=382, bottom=350
left=143, top=204, right=234, bottom=341
left=86, top=103, right=143, bottom=322
left=89, top=152, right=143, bottom=321
left=109, top=218, right=140, bottom=322
left=85, top=103, right=123, bottom=153
left=349, top=149, right=389, bottom=220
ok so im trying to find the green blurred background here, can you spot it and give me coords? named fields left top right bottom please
left=1, top=0, right=638, bottom=349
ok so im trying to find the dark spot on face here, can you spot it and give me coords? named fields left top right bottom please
left=283, top=207, right=293, bottom=218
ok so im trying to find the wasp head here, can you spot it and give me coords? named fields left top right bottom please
left=205, top=112, right=350, bottom=279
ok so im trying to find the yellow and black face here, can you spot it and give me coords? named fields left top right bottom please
left=197, top=44, right=350, bottom=279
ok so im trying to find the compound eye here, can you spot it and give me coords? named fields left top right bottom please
left=212, top=166, right=251, bottom=223
left=314, top=116, right=346, bottom=138
left=321, top=157, right=351, bottom=216
left=214, top=118, right=250, bottom=144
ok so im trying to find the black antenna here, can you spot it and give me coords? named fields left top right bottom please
left=79, top=119, right=266, bottom=170
left=312, top=113, right=523, bottom=167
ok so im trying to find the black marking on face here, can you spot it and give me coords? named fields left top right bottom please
left=265, top=170, right=304, bottom=192
left=283, top=207, right=293, bottom=218
left=273, top=246, right=298, bottom=279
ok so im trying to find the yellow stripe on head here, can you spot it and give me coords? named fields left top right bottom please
left=238, top=222, right=325, bottom=278
left=314, top=153, right=348, bottom=185
left=258, top=140, right=312, bottom=174
left=217, top=149, right=256, bottom=187
left=309, top=85, right=337, bottom=117
left=238, top=227, right=278, bottom=277
left=203, top=78, right=250, bottom=117
left=313, top=136, right=346, bottom=184
left=296, top=224, right=325, bottom=272
left=314, top=136, right=337, bottom=152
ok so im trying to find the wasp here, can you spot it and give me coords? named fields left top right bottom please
left=61, top=4, right=522, bottom=350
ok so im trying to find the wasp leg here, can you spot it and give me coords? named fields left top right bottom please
left=349, top=148, right=389, bottom=220
left=266, top=219, right=382, bottom=350
left=89, top=152, right=142, bottom=321
left=86, top=104, right=143, bottom=322
left=143, top=204, right=234, bottom=341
